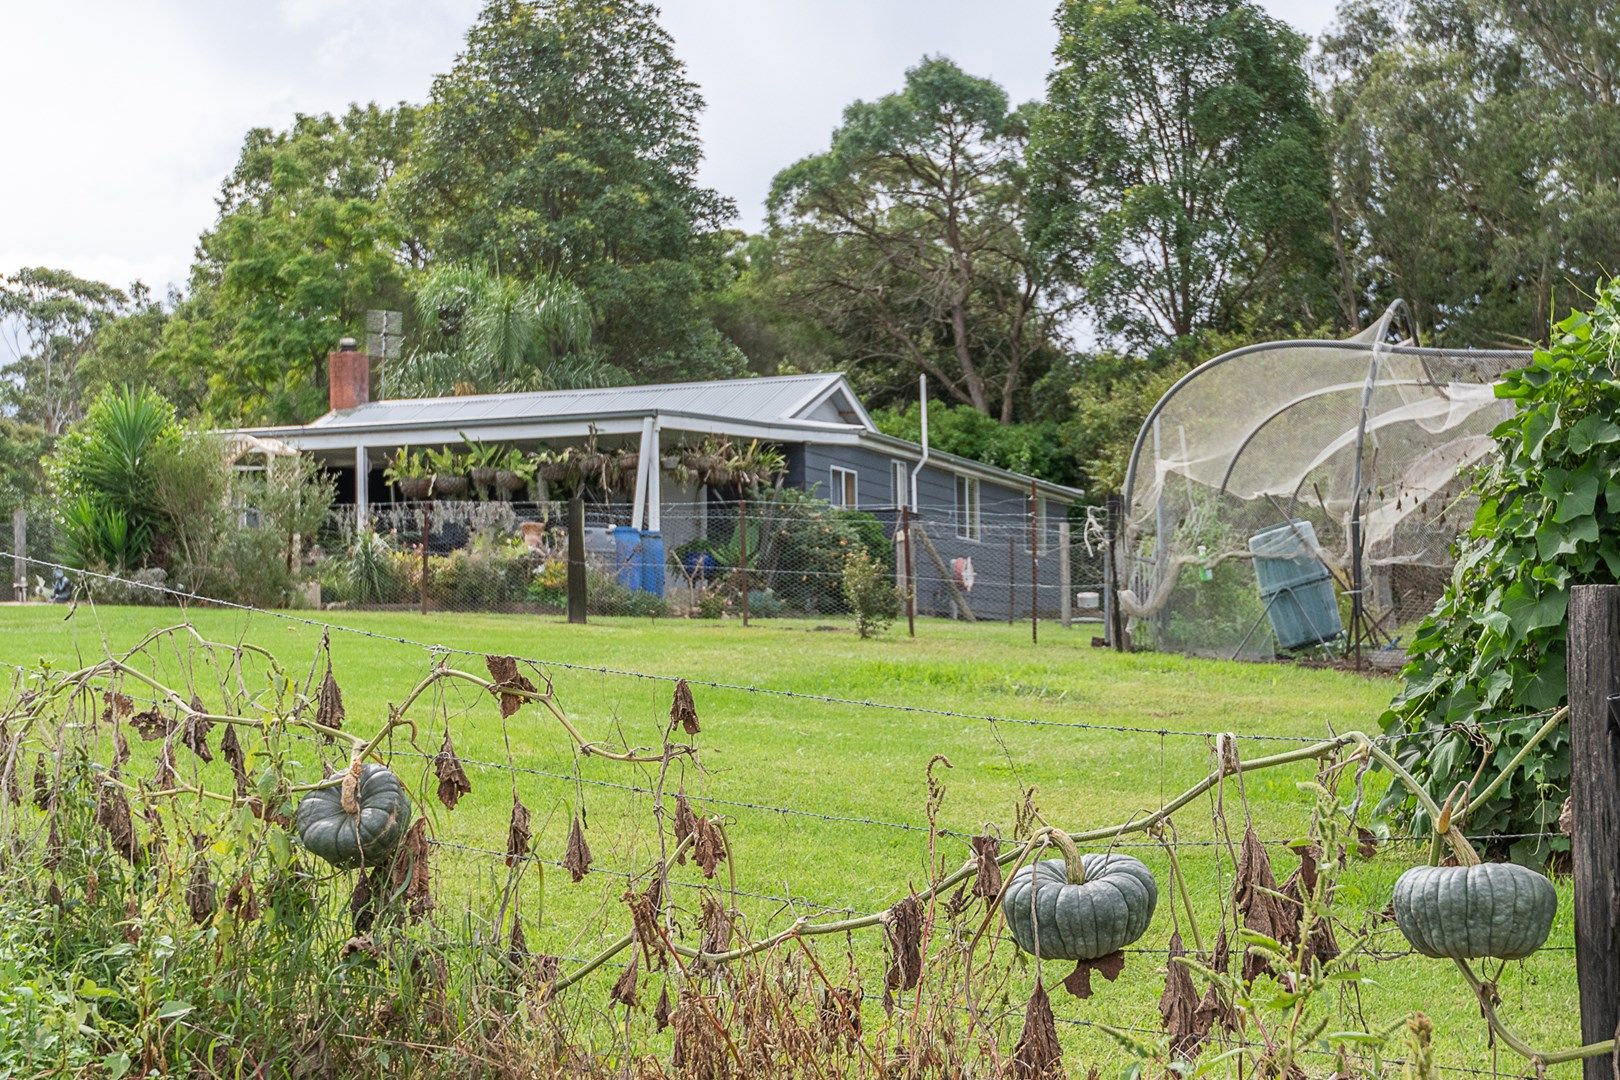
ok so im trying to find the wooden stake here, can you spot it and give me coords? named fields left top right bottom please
left=738, top=499, right=749, bottom=628
left=567, top=496, right=587, bottom=624
left=1569, top=583, right=1620, bottom=1078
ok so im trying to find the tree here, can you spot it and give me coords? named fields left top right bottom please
left=1031, top=0, right=1333, bottom=346
left=392, top=0, right=740, bottom=382
left=381, top=263, right=599, bottom=397
left=1319, top=0, right=1620, bottom=344
left=1, top=267, right=129, bottom=435
left=766, top=57, right=1071, bottom=423
left=169, top=104, right=416, bottom=424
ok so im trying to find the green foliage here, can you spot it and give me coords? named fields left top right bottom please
left=48, top=387, right=177, bottom=569
left=871, top=402, right=1079, bottom=489
left=1031, top=0, right=1332, bottom=346
left=175, top=105, right=416, bottom=423
left=393, top=0, right=738, bottom=382
left=766, top=57, right=1071, bottom=422
left=383, top=263, right=600, bottom=397
left=842, top=547, right=901, bottom=639
left=1378, top=287, right=1620, bottom=858
left=0, top=267, right=130, bottom=437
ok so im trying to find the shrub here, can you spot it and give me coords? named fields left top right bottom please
left=48, top=386, right=177, bottom=569
left=843, top=548, right=901, bottom=638
left=1379, top=285, right=1620, bottom=860
left=746, top=588, right=785, bottom=618
left=586, top=569, right=667, bottom=617
left=750, top=487, right=892, bottom=614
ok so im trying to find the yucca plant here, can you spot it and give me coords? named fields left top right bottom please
left=47, top=386, right=177, bottom=568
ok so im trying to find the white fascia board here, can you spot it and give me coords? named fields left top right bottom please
left=781, top=374, right=875, bottom=430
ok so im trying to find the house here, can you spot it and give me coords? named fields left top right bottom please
left=226, top=342, right=1084, bottom=620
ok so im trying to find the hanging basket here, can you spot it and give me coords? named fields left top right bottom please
left=430, top=474, right=470, bottom=498
left=397, top=477, right=432, bottom=501
left=470, top=466, right=497, bottom=489
left=495, top=469, right=529, bottom=494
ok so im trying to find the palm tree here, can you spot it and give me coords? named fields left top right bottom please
left=382, top=264, right=604, bottom=397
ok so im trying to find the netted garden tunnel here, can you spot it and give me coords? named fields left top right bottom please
left=1117, top=301, right=1532, bottom=661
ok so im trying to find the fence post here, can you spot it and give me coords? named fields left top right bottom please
left=1105, top=494, right=1126, bottom=652
left=11, top=507, right=25, bottom=602
left=901, top=505, right=915, bottom=637
left=738, top=499, right=749, bottom=628
left=566, top=496, right=587, bottom=624
left=1058, top=520, right=1072, bottom=630
left=1028, top=480, right=1038, bottom=645
left=1006, top=531, right=1015, bottom=626
left=1569, top=583, right=1620, bottom=1076
left=419, top=502, right=431, bottom=616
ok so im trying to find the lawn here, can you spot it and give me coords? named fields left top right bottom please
left=0, top=604, right=1580, bottom=1072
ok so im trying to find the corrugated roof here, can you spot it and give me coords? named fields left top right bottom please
left=308, top=372, right=858, bottom=432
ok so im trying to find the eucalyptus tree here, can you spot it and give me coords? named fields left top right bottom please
left=1031, top=0, right=1334, bottom=346
left=767, top=57, right=1072, bottom=423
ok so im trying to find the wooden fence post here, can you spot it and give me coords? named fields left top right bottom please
left=1028, top=480, right=1038, bottom=645
left=11, top=507, right=25, bottom=602
left=1569, top=583, right=1620, bottom=1077
left=738, top=499, right=749, bottom=628
left=1058, top=520, right=1072, bottom=629
left=419, top=503, right=431, bottom=616
left=566, top=496, right=587, bottom=624
left=1006, top=531, right=1015, bottom=626
left=1105, top=494, right=1126, bottom=652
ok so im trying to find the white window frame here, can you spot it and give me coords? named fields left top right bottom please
left=829, top=466, right=858, bottom=508
left=955, top=474, right=981, bottom=541
left=891, top=460, right=910, bottom=509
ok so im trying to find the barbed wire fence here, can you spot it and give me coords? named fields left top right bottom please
left=0, top=553, right=1594, bottom=1076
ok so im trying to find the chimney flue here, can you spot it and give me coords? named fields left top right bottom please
left=328, top=339, right=371, bottom=412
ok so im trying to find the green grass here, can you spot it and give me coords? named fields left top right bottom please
left=0, top=605, right=1581, bottom=1072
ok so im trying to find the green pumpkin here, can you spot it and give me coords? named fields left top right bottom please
left=1392, top=862, right=1556, bottom=960
left=294, top=764, right=413, bottom=870
left=1001, top=836, right=1158, bottom=961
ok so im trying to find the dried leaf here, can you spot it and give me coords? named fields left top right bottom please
left=181, top=700, right=213, bottom=764
left=220, top=724, right=248, bottom=797
left=1194, top=927, right=1238, bottom=1034
left=534, top=954, right=560, bottom=987
left=1160, top=931, right=1205, bottom=1060
left=884, top=895, right=924, bottom=994
left=1011, top=981, right=1062, bottom=1079
left=673, top=791, right=696, bottom=858
left=316, top=666, right=345, bottom=732
left=130, top=708, right=171, bottom=741
left=699, top=896, right=732, bottom=955
left=691, top=815, right=726, bottom=879
left=1558, top=797, right=1574, bottom=838
left=1060, top=949, right=1126, bottom=1000
left=434, top=729, right=472, bottom=810
left=341, top=935, right=379, bottom=961
left=122, top=895, right=140, bottom=943
left=225, top=871, right=260, bottom=922
left=819, top=985, right=863, bottom=1050
left=562, top=812, right=591, bottom=881
left=389, top=819, right=433, bottom=922
left=31, top=755, right=51, bottom=810
left=508, top=913, right=529, bottom=971
left=626, top=877, right=665, bottom=966
left=670, top=679, right=699, bottom=735
left=485, top=655, right=537, bottom=718
left=44, top=816, right=62, bottom=870
left=351, top=866, right=384, bottom=933
left=654, top=985, right=673, bottom=1032
left=186, top=835, right=216, bottom=925
left=610, top=954, right=640, bottom=1007
left=1233, top=823, right=1289, bottom=982
left=152, top=735, right=179, bottom=790
left=95, top=781, right=140, bottom=864
left=970, top=833, right=1003, bottom=901
left=102, top=690, right=133, bottom=724
left=1355, top=826, right=1380, bottom=858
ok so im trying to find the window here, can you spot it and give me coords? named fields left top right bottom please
left=891, top=460, right=910, bottom=509
left=954, top=475, right=980, bottom=541
left=830, top=466, right=858, bottom=508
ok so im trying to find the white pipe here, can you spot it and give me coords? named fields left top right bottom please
left=631, top=415, right=654, bottom=531
left=908, top=375, right=929, bottom=511
left=354, top=445, right=369, bottom=532
left=647, top=418, right=662, bottom=533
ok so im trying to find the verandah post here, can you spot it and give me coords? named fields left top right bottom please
left=1568, top=583, right=1620, bottom=1079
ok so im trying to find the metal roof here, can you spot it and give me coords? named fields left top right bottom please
left=304, top=372, right=867, bottom=433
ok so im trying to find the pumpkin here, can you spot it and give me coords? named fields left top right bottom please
left=294, top=763, right=413, bottom=870
left=1391, top=862, right=1556, bottom=960
left=1001, top=832, right=1158, bottom=961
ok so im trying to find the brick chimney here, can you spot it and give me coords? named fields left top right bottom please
left=328, top=337, right=371, bottom=412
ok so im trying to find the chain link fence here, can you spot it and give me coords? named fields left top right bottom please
left=305, top=495, right=1110, bottom=631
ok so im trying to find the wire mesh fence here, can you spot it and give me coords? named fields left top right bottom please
left=298, top=495, right=1112, bottom=631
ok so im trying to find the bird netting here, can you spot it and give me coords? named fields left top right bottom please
left=1117, top=302, right=1531, bottom=661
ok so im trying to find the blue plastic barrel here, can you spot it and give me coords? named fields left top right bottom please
left=638, top=530, right=666, bottom=596
left=611, top=525, right=640, bottom=589
left=1248, top=521, right=1342, bottom=650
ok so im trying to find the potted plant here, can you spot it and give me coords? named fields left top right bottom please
left=461, top=437, right=503, bottom=493
left=680, top=436, right=735, bottom=487
left=495, top=447, right=534, bottom=497
left=385, top=448, right=433, bottom=501
left=425, top=447, right=470, bottom=498
left=729, top=440, right=786, bottom=490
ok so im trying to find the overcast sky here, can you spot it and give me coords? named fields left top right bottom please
left=1, top=0, right=1339, bottom=297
